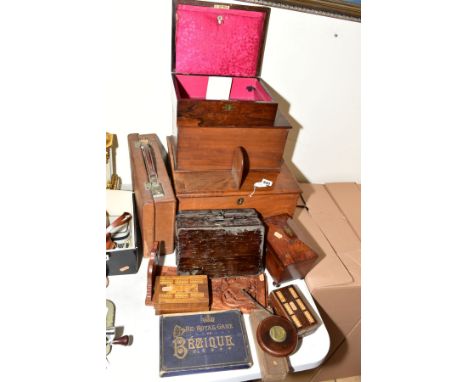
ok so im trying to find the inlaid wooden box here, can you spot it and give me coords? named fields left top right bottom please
left=269, top=284, right=321, bottom=337
left=172, top=0, right=277, bottom=128
left=153, top=275, right=209, bottom=315
left=176, top=208, right=265, bottom=278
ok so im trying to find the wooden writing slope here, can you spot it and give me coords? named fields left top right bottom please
left=167, top=136, right=301, bottom=219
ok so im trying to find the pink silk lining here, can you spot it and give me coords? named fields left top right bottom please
left=176, top=74, right=272, bottom=101
left=175, top=4, right=265, bottom=77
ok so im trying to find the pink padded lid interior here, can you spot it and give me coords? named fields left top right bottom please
left=175, top=4, right=266, bottom=77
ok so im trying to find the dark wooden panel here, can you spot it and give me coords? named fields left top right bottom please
left=176, top=97, right=278, bottom=127
left=176, top=209, right=265, bottom=277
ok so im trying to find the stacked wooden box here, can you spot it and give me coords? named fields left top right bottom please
left=146, top=0, right=319, bottom=317
left=166, top=0, right=319, bottom=289
left=168, top=0, right=302, bottom=219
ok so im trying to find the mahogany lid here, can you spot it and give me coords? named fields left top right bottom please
left=172, top=0, right=270, bottom=77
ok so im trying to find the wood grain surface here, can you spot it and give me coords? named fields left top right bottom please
left=264, top=214, right=318, bottom=285
left=128, top=133, right=177, bottom=256
left=167, top=136, right=301, bottom=218
left=175, top=110, right=290, bottom=172
left=176, top=209, right=265, bottom=278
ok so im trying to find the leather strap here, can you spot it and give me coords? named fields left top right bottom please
left=106, top=212, right=132, bottom=234
left=106, top=212, right=132, bottom=250
left=106, top=233, right=116, bottom=250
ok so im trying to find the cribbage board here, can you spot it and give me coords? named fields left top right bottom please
left=153, top=275, right=209, bottom=315
left=269, top=284, right=321, bottom=337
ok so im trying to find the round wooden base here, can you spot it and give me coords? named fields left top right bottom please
left=256, top=315, right=298, bottom=357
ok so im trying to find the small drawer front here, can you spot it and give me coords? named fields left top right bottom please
left=177, top=193, right=299, bottom=218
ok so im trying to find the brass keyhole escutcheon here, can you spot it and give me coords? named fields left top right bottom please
left=237, top=197, right=244, bottom=205
left=223, top=104, right=234, bottom=112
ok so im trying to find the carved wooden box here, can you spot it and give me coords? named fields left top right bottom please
left=176, top=208, right=265, bottom=278
left=210, top=274, right=268, bottom=313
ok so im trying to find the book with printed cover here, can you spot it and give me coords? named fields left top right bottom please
left=159, top=310, right=252, bottom=377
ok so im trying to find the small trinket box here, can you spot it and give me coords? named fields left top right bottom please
left=264, top=214, right=318, bottom=286
left=269, top=284, right=321, bottom=337
left=172, top=0, right=277, bottom=128
left=249, top=310, right=290, bottom=380
left=256, top=314, right=298, bottom=357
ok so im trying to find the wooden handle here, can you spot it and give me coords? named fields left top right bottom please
left=231, top=146, right=246, bottom=190
left=112, top=335, right=130, bottom=346
left=140, top=142, right=158, bottom=183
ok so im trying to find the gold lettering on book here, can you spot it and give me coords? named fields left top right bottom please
left=172, top=333, right=236, bottom=359
left=173, top=336, right=188, bottom=359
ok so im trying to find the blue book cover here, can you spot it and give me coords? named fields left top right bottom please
left=159, top=310, right=252, bottom=377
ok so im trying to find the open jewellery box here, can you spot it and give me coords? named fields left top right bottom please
left=171, top=0, right=292, bottom=176
left=171, top=0, right=278, bottom=128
